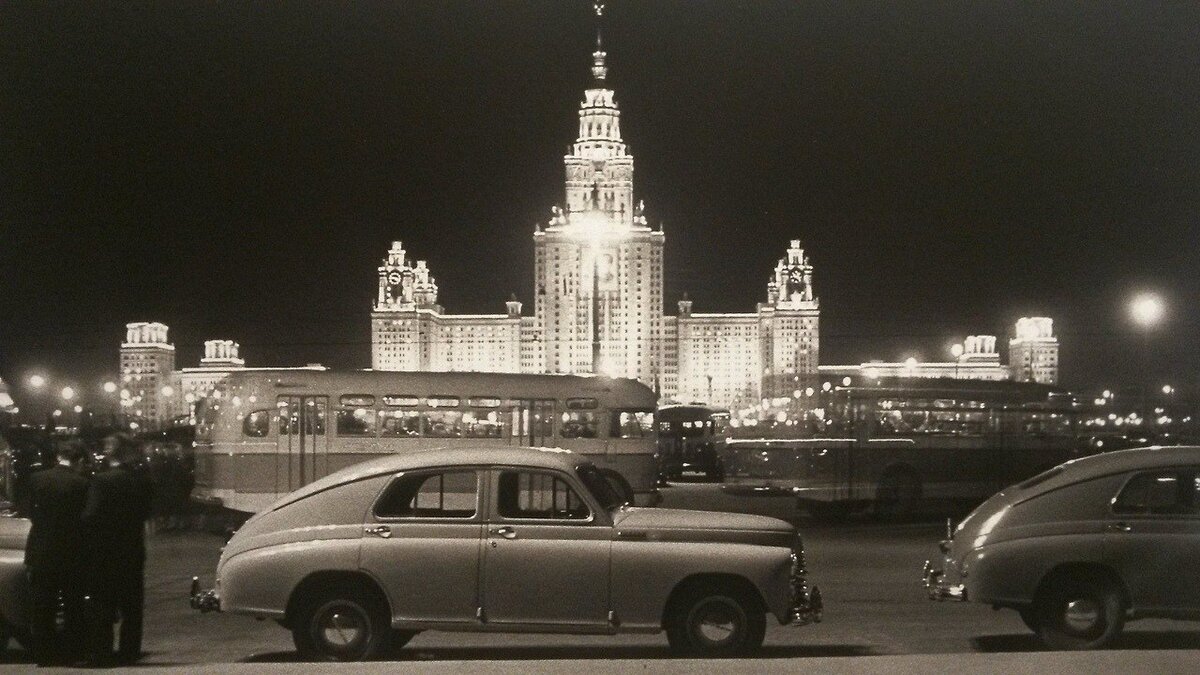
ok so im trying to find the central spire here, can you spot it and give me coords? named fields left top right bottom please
left=591, top=2, right=607, bottom=81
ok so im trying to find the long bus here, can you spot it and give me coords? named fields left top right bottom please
left=655, top=404, right=730, bottom=481
left=721, top=380, right=1096, bottom=518
left=193, top=370, right=657, bottom=514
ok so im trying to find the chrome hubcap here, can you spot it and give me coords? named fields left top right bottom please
left=1064, top=599, right=1101, bottom=632
left=320, top=608, right=366, bottom=648
left=693, top=601, right=739, bottom=645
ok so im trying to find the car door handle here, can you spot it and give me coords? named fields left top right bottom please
left=1106, top=522, right=1132, bottom=533
left=491, top=526, right=518, bottom=539
left=365, top=525, right=392, bottom=538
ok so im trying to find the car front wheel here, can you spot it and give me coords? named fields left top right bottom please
left=293, top=588, right=390, bottom=661
left=665, top=585, right=766, bottom=656
left=1035, top=576, right=1125, bottom=650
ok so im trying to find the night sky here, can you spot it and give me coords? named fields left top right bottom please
left=3, top=1, right=1199, bottom=403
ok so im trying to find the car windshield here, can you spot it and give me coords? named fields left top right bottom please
left=576, top=463, right=625, bottom=511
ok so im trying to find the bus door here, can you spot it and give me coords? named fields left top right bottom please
left=511, top=399, right=556, bottom=446
left=276, top=395, right=329, bottom=493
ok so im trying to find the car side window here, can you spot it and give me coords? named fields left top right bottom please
left=497, top=471, right=591, bottom=521
left=375, top=470, right=479, bottom=519
left=1112, top=470, right=1199, bottom=516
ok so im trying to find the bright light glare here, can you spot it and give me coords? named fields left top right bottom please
left=1129, top=292, right=1165, bottom=328
left=950, top=343, right=964, bottom=358
left=60, top=386, right=76, bottom=401
left=102, top=381, right=118, bottom=394
left=28, top=374, right=46, bottom=389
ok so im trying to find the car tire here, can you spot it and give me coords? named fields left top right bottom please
left=1035, top=576, right=1125, bottom=650
left=292, top=587, right=390, bottom=661
left=665, top=585, right=766, bottom=656
left=1017, top=607, right=1040, bottom=633
left=875, top=468, right=921, bottom=521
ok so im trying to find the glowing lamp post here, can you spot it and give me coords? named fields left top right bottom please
left=1128, top=292, right=1165, bottom=420
left=950, top=343, right=964, bottom=380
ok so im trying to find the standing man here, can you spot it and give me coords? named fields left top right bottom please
left=23, top=441, right=90, bottom=666
left=83, top=433, right=153, bottom=665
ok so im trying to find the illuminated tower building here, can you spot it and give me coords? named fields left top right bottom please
left=120, top=321, right=176, bottom=427
left=1010, top=317, right=1059, bottom=384
left=533, top=8, right=664, bottom=382
left=371, top=241, right=522, bottom=373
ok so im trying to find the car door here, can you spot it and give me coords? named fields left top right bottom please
left=1104, top=467, right=1200, bottom=614
left=359, top=468, right=484, bottom=626
left=481, top=468, right=612, bottom=628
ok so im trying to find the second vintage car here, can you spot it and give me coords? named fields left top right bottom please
left=192, top=446, right=821, bottom=660
left=925, top=445, right=1200, bottom=649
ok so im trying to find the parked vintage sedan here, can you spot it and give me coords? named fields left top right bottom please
left=191, top=447, right=821, bottom=660
left=924, top=445, right=1200, bottom=649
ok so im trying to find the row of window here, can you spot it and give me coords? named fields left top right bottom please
left=375, top=470, right=590, bottom=520
left=242, top=395, right=653, bottom=440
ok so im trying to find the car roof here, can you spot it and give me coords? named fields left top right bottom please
left=1027, top=445, right=1200, bottom=495
left=269, top=446, right=583, bottom=511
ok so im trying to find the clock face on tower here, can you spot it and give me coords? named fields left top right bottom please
left=388, top=271, right=402, bottom=285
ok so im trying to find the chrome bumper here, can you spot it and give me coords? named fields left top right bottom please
left=789, top=585, right=823, bottom=626
left=788, top=540, right=823, bottom=626
left=922, top=560, right=966, bottom=601
left=190, top=576, right=220, bottom=613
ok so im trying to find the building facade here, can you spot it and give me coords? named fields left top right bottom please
left=368, top=29, right=819, bottom=409
left=1009, top=316, right=1060, bottom=385
left=119, top=322, right=177, bottom=427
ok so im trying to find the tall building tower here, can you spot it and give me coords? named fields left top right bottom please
left=534, top=7, right=664, bottom=382
left=1009, top=316, right=1059, bottom=384
left=758, top=240, right=821, bottom=398
left=371, top=241, right=443, bottom=371
left=119, top=321, right=176, bottom=427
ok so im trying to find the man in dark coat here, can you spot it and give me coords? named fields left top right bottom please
left=82, top=433, right=153, bottom=665
left=23, top=441, right=89, bottom=666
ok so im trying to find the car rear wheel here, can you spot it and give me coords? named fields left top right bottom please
left=292, top=587, right=390, bottom=661
left=1035, top=576, right=1125, bottom=650
left=1018, top=607, right=1040, bottom=633
left=665, top=585, right=766, bottom=656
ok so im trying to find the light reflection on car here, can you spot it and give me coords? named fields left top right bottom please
left=191, top=446, right=821, bottom=660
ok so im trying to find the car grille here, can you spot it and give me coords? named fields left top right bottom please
left=789, top=533, right=822, bottom=625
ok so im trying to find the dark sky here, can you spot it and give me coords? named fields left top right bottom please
left=3, top=1, right=1199, bottom=402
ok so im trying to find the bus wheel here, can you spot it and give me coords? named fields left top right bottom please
left=875, top=468, right=921, bottom=521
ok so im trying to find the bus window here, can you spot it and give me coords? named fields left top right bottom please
left=242, top=409, right=271, bottom=438
left=383, top=395, right=419, bottom=407
left=337, top=395, right=377, bottom=437
left=561, top=411, right=598, bottom=439
left=469, top=397, right=501, bottom=408
left=426, top=396, right=460, bottom=408
left=463, top=409, right=506, bottom=438
left=380, top=409, right=421, bottom=437
left=195, top=398, right=218, bottom=442
left=279, top=399, right=326, bottom=436
left=612, top=410, right=654, bottom=438
left=424, top=410, right=464, bottom=437
left=566, top=398, right=598, bottom=410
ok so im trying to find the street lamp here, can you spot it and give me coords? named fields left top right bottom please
left=28, top=374, right=46, bottom=389
left=60, top=386, right=76, bottom=402
left=950, top=343, right=964, bottom=380
left=1129, top=291, right=1166, bottom=419
left=102, top=381, right=118, bottom=394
